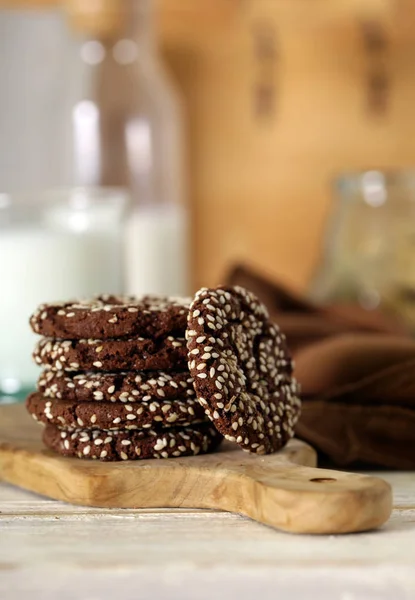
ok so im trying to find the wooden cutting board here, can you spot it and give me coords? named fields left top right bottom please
left=0, top=404, right=392, bottom=534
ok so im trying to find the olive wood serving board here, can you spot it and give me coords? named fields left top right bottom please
left=0, top=404, right=392, bottom=534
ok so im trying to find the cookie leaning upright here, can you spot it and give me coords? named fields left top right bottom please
left=186, top=286, right=301, bottom=454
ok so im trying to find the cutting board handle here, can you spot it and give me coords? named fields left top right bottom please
left=232, top=463, right=392, bottom=534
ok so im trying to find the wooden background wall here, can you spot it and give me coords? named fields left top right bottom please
left=159, top=0, right=415, bottom=292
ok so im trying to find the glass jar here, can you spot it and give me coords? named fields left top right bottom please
left=0, top=187, right=127, bottom=402
left=311, top=170, right=415, bottom=328
left=63, top=0, right=189, bottom=296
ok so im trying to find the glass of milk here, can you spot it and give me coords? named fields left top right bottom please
left=0, top=187, right=128, bottom=403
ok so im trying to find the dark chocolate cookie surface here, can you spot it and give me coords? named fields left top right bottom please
left=27, top=392, right=206, bottom=430
left=43, top=422, right=222, bottom=461
left=186, top=286, right=301, bottom=454
left=38, top=369, right=195, bottom=403
left=33, top=336, right=187, bottom=372
left=30, top=295, right=190, bottom=340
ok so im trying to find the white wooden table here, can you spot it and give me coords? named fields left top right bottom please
left=1, top=472, right=414, bottom=600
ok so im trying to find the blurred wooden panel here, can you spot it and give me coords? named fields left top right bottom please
left=160, top=0, right=415, bottom=291
left=157, top=0, right=240, bottom=45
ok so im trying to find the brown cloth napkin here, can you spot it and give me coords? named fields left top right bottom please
left=226, top=264, right=415, bottom=469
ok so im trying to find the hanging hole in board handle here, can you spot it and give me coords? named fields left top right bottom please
left=309, top=477, right=337, bottom=483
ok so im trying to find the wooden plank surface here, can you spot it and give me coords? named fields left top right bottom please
left=0, top=472, right=415, bottom=600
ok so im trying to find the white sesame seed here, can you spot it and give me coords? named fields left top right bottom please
left=154, top=439, right=166, bottom=451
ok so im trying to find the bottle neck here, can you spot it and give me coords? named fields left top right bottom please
left=66, top=0, right=155, bottom=49
left=118, top=0, right=155, bottom=51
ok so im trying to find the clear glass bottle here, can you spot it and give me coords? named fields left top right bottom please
left=64, top=0, right=189, bottom=296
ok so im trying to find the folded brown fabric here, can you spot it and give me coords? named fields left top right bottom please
left=295, top=334, right=415, bottom=397
left=227, top=265, right=409, bottom=353
left=226, top=264, right=415, bottom=469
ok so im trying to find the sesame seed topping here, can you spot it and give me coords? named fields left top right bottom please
left=186, top=285, right=301, bottom=453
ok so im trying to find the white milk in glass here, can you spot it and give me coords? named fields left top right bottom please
left=125, top=204, right=188, bottom=297
left=0, top=189, right=126, bottom=397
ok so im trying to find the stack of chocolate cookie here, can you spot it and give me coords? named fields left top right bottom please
left=27, top=286, right=302, bottom=461
left=26, top=296, right=221, bottom=460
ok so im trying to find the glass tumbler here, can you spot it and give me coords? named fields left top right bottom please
left=0, top=187, right=128, bottom=402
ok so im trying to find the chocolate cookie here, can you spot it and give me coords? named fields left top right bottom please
left=27, top=392, right=207, bottom=430
left=38, top=369, right=195, bottom=403
left=30, top=295, right=191, bottom=340
left=42, top=422, right=222, bottom=461
left=33, top=336, right=187, bottom=372
left=186, top=286, right=301, bottom=454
